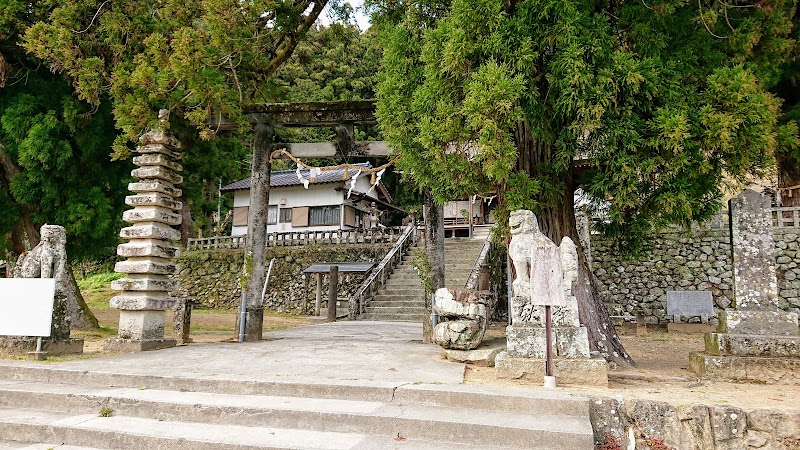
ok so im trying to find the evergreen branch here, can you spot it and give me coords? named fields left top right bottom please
left=72, top=0, right=110, bottom=34
left=262, top=0, right=328, bottom=79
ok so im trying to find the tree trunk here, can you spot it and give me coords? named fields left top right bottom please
left=0, top=142, right=38, bottom=253
left=513, top=123, right=634, bottom=368
left=241, top=122, right=274, bottom=341
left=65, top=265, right=100, bottom=330
left=422, top=189, right=445, bottom=343
left=178, top=190, right=193, bottom=246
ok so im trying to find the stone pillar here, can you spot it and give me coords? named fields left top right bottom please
left=690, top=190, right=800, bottom=383
left=105, top=110, right=182, bottom=352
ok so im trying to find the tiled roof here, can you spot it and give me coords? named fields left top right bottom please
left=221, top=162, right=373, bottom=192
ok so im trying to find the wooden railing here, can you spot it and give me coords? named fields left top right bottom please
left=349, top=223, right=417, bottom=319
left=187, top=227, right=405, bottom=250
left=464, top=235, right=492, bottom=289
left=772, top=206, right=800, bottom=228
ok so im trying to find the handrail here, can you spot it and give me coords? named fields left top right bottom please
left=464, top=235, right=492, bottom=289
left=349, top=223, right=417, bottom=319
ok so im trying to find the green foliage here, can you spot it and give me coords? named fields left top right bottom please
left=411, top=247, right=433, bottom=295
left=0, top=73, right=130, bottom=258
left=23, top=0, right=333, bottom=156
left=375, top=0, right=798, bottom=247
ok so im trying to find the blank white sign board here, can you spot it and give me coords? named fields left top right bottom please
left=0, top=278, right=56, bottom=337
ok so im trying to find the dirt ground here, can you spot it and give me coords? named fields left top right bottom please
left=466, top=322, right=800, bottom=412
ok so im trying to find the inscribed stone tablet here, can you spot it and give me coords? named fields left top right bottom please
left=666, top=290, right=715, bottom=318
left=0, top=278, right=56, bottom=337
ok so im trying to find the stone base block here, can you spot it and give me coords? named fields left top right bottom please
left=705, top=333, right=800, bottom=358
left=495, top=351, right=608, bottom=386
left=443, top=337, right=506, bottom=367
left=104, top=338, right=177, bottom=352
left=110, top=293, right=178, bottom=310
left=118, top=310, right=167, bottom=340
left=689, top=352, right=800, bottom=384
left=718, top=310, right=799, bottom=336
left=0, top=337, right=84, bottom=357
left=506, top=325, right=590, bottom=358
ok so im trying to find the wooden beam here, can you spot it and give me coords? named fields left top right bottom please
left=247, top=100, right=377, bottom=127
left=274, top=141, right=392, bottom=158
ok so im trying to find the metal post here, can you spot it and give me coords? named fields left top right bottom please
left=544, top=304, right=556, bottom=388
left=260, top=258, right=275, bottom=303
left=315, top=273, right=323, bottom=316
left=431, top=293, right=439, bottom=328
left=238, top=293, right=247, bottom=343
left=327, top=265, right=339, bottom=321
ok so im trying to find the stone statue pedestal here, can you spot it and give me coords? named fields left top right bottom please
left=690, top=190, right=800, bottom=383
left=690, top=310, right=800, bottom=383
left=0, top=337, right=84, bottom=358
left=497, top=211, right=608, bottom=386
left=495, top=352, right=608, bottom=386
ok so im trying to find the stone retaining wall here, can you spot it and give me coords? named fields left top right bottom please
left=590, top=396, right=800, bottom=450
left=592, top=219, right=800, bottom=323
left=172, top=244, right=392, bottom=313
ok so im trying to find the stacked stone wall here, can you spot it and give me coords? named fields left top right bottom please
left=172, top=244, right=392, bottom=313
left=592, top=221, right=800, bottom=322
left=592, top=227, right=733, bottom=323
left=773, top=229, right=800, bottom=314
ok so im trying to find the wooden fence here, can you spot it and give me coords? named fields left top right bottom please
left=187, top=227, right=406, bottom=250
left=772, top=206, right=800, bottom=228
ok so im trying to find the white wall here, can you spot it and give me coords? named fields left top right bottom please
left=231, top=182, right=381, bottom=236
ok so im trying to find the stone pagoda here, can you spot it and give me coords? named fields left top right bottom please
left=496, top=210, right=608, bottom=386
left=691, top=190, right=800, bottom=383
left=106, top=110, right=182, bottom=351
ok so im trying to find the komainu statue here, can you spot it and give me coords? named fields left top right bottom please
left=13, top=224, right=71, bottom=339
left=508, top=210, right=538, bottom=297
left=433, top=288, right=488, bottom=350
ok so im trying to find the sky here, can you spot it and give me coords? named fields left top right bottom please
left=319, top=0, right=372, bottom=31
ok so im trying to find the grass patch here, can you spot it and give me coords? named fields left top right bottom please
left=72, top=325, right=118, bottom=339
left=78, top=272, right=124, bottom=311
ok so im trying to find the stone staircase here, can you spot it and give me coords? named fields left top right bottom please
left=0, top=365, right=595, bottom=449
left=362, top=238, right=488, bottom=322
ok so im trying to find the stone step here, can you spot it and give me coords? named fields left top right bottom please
left=365, top=306, right=426, bottom=315
left=379, top=288, right=425, bottom=296
left=367, top=300, right=425, bottom=314
left=0, top=443, right=104, bottom=450
left=0, top=366, right=591, bottom=415
left=361, top=313, right=428, bottom=322
left=371, top=294, right=423, bottom=303
left=0, top=380, right=593, bottom=449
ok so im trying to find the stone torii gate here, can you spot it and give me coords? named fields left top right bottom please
left=234, top=101, right=397, bottom=341
left=108, top=102, right=401, bottom=349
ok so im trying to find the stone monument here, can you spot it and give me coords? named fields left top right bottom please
left=432, top=288, right=488, bottom=350
left=106, top=110, right=182, bottom=352
left=691, top=190, right=800, bottom=383
left=496, top=210, right=608, bottom=386
left=0, top=224, right=84, bottom=356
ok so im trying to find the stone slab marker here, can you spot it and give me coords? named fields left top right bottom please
left=496, top=210, right=607, bottom=386
left=106, top=110, right=182, bottom=352
left=690, top=190, right=800, bottom=383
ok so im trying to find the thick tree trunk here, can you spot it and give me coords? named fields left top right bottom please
left=242, top=123, right=274, bottom=341
left=0, top=142, right=38, bottom=252
left=422, top=189, right=445, bottom=343
left=513, top=123, right=634, bottom=368
left=65, top=265, right=100, bottom=330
